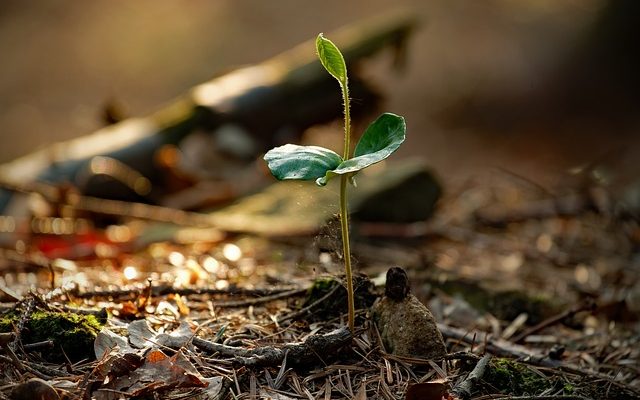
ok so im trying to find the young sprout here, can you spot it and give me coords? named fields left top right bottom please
left=264, top=33, right=406, bottom=333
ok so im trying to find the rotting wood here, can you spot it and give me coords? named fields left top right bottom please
left=192, top=326, right=352, bottom=367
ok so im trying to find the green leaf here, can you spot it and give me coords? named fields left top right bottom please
left=264, top=144, right=343, bottom=181
left=316, top=33, right=347, bottom=84
left=353, top=113, right=406, bottom=158
left=316, top=113, right=406, bottom=185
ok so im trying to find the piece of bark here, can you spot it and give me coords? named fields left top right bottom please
left=372, top=267, right=447, bottom=359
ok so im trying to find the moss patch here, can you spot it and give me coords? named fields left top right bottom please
left=0, top=310, right=104, bottom=362
left=484, top=358, right=549, bottom=395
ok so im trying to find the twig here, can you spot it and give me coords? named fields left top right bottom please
left=22, top=340, right=55, bottom=352
left=438, top=323, right=640, bottom=397
left=511, top=300, right=595, bottom=343
left=70, top=284, right=304, bottom=299
left=212, top=288, right=308, bottom=308
left=451, top=353, right=492, bottom=399
left=278, top=281, right=340, bottom=323
left=437, top=323, right=547, bottom=363
left=0, top=353, right=51, bottom=380
left=480, top=396, right=590, bottom=400
left=193, top=327, right=352, bottom=367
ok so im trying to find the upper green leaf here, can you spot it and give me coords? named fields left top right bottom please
left=354, top=113, right=406, bottom=158
left=316, top=33, right=347, bottom=84
left=264, top=144, right=343, bottom=181
left=316, top=113, right=406, bottom=185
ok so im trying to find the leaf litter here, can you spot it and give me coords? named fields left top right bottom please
left=0, top=167, right=638, bottom=399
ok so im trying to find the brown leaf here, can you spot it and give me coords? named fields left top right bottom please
left=406, top=379, right=454, bottom=400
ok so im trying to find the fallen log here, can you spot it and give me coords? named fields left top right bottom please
left=0, top=12, right=417, bottom=212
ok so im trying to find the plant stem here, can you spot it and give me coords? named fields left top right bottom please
left=342, top=79, right=351, bottom=160
left=340, top=174, right=355, bottom=333
left=339, top=77, right=355, bottom=334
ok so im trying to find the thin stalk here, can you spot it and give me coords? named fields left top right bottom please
left=342, top=79, right=351, bottom=160
left=339, top=78, right=355, bottom=333
left=340, top=175, right=354, bottom=333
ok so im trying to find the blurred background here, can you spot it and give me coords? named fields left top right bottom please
left=1, top=0, right=638, bottom=191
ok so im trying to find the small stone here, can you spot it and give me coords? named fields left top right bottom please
left=372, top=267, right=447, bottom=359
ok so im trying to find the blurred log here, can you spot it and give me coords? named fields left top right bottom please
left=0, top=12, right=417, bottom=212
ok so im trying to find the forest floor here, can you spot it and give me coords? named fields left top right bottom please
left=0, top=165, right=639, bottom=400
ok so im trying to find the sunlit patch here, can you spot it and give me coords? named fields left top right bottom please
left=106, top=225, right=132, bottom=242
left=500, top=253, right=523, bottom=272
left=0, top=215, right=16, bottom=233
left=149, top=243, right=168, bottom=259
left=536, top=234, right=553, bottom=253
left=222, top=243, right=242, bottom=262
left=175, top=269, right=192, bottom=287
left=202, top=256, right=220, bottom=274
left=319, top=252, right=332, bottom=265
left=215, top=279, right=229, bottom=290
left=62, top=271, right=88, bottom=286
left=238, top=258, right=256, bottom=276
left=95, top=242, right=118, bottom=259
left=169, top=251, right=185, bottom=267
left=186, top=258, right=207, bottom=281
left=123, top=265, right=138, bottom=280
left=52, top=258, right=78, bottom=271
left=15, top=240, right=25, bottom=254
left=574, top=264, right=589, bottom=285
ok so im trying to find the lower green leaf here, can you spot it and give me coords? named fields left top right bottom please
left=264, top=144, right=343, bottom=182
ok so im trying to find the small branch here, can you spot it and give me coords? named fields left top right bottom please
left=438, top=323, right=550, bottom=364
left=22, top=340, right=55, bottom=352
left=193, top=327, right=352, bottom=367
left=482, top=396, right=590, bottom=400
left=278, top=281, right=341, bottom=323
left=438, top=323, right=640, bottom=398
left=212, top=288, right=308, bottom=308
left=451, top=354, right=492, bottom=399
left=511, top=300, right=595, bottom=344
left=70, top=284, right=304, bottom=300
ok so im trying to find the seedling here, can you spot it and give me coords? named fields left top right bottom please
left=264, top=33, right=406, bottom=333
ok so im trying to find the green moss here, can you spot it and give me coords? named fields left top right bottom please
left=485, top=358, right=549, bottom=395
left=0, top=310, right=104, bottom=362
left=0, top=314, right=14, bottom=332
left=563, top=383, right=574, bottom=394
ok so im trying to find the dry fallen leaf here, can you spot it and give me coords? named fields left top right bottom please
left=405, top=378, right=455, bottom=400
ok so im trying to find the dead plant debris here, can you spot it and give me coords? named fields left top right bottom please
left=0, top=169, right=639, bottom=400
